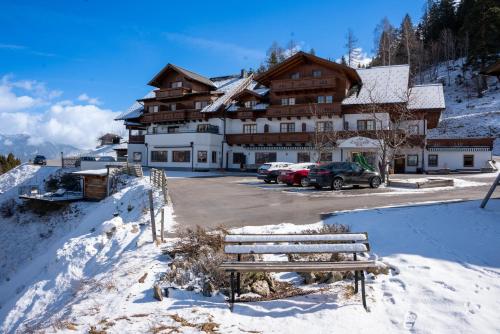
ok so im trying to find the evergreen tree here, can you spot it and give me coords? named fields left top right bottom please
left=340, top=55, right=348, bottom=66
left=0, top=153, right=21, bottom=175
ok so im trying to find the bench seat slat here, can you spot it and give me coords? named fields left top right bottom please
left=225, top=233, right=367, bottom=243
left=220, top=261, right=378, bottom=272
left=224, top=243, right=367, bottom=254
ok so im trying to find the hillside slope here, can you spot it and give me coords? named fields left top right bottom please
left=422, top=60, right=500, bottom=155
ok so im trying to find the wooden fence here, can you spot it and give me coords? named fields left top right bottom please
left=123, top=163, right=143, bottom=177
left=150, top=168, right=169, bottom=204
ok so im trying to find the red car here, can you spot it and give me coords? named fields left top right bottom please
left=277, top=163, right=318, bottom=186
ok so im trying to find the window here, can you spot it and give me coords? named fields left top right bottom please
left=357, top=120, right=376, bottom=131
left=244, top=100, right=257, bottom=108
left=325, top=95, right=333, bottom=103
left=197, top=151, right=207, bottom=163
left=316, top=121, right=333, bottom=132
left=428, top=154, right=438, bottom=167
left=407, top=155, right=418, bottom=167
left=151, top=126, right=158, bottom=134
left=291, top=72, right=300, bottom=79
left=255, top=152, right=277, bottom=164
left=133, top=152, right=142, bottom=162
left=172, top=151, right=190, bottom=163
left=151, top=151, right=167, bottom=162
left=264, top=124, right=270, bottom=133
left=167, top=126, right=179, bottom=133
left=211, top=151, right=217, bottom=163
left=409, top=124, right=419, bottom=134
left=317, top=96, right=325, bottom=104
left=171, top=81, right=182, bottom=88
left=297, top=152, right=310, bottom=163
left=320, top=152, right=332, bottom=162
left=281, top=97, right=295, bottom=105
left=312, top=70, right=322, bottom=78
left=301, top=123, right=307, bottom=132
left=195, top=101, right=209, bottom=110
left=243, top=124, right=257, bottom=134
left=149, top=105, right=159, bottom=113
left=464, top=155, right=474, bottom=167
left=344, top=121, right=349, bottom=130
left=169, top=103, right=176, bottom=111
left=233, top=153, right=246, bottom=164
left=280, top=123, right=295, bottom=133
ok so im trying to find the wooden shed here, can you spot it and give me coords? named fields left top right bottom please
left=73, top=169, right=109, bottom=201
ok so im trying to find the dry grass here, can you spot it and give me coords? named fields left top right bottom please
left=343, top=285, right=356, bottom=299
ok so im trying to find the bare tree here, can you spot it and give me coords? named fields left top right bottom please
left=345, top=29, right=359, bottom=67
left=360, top=85, right=418, bottom=183
left=308, top=104, right=341, bottom=163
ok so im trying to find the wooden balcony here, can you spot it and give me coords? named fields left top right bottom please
left=226, top=132, right=313, bottom=145
left=155, top=87, right=191, bottom=99
left=271, top=76, right=337, bottom=93
left=267, top=103, right=341, bottom=118
left=140, top=110, right=208, bottom=123
left=228, top=108, right=267, bottom=120
left=129, top=135, right=145, bottom=144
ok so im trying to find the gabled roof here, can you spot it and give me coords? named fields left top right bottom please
left=148, top=63, right=216, bottom=88
left=115, top=90, right=154, bottom=120
left=254, top=51, right=362, bottom=87
left=201, top=74, right=254, bottom=113
left=408, top=84, right=445, bottom=110
left=342, top=65, right=410, bottom=105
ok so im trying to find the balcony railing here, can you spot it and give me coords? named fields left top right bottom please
left=140, top=110, right=207, bottom=123
left=267, top=103, right=341, bottom=118
left=226, top=132, right=313, bottom=145
left=148, top=125, right=220, bottom=135
left=271, top=76, right=337, bottom=92
left=129, top=135, right=145, bottom=144
left=155, top=87, right=191, bottom=99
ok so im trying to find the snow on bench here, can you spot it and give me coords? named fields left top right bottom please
left=224, top=233, right=367, bottom=243
left=225, top=243, right=368, bottom=254
left=221, top=232, right=375, bottom=311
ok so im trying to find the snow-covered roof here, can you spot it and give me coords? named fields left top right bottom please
left=115, top=90, right=154, bottom=120
left=408, top=84, right=445, bottom=110
left=202, top=75, right=253, bottom=113
left=73, top=169, right=108, bottom=176
left=343, top=65, right=410, bottom=105
left=113, top=143, right=128, bottom=150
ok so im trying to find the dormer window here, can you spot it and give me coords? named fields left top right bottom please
left=313, top=70, right=322, bottom=78
left=171, top=81, right=182, bottom=88
left=244, top=100, right=257, bottom=108
left=291, top=72, right=300, bottom=80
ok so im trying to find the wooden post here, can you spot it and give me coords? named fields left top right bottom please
left=148, top=189, right=157, bottom=242
left=160, top=208, right=165, bottom=243
left=480, top=173, right=500, bottom=208
left=161, top=172, right=168, bottom=203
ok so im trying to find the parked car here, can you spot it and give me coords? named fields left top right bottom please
left=33, top=155, right=47, bottom=165
left=98, top=156, right=116, bottom=162
left=277, top=163, right=318, bottom=186
left=80, top=156, right=97, bottom=161
left=257, top=162, right=294, bottom=183
left=307, top=162, right=382, bottom=190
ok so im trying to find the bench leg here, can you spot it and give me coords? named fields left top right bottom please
left=237, top=272, right=241, bottom=296
left=354, top=270, right=359, bottom=294
left=230, top=272, right=235, bottom=311
left=361, top=270, right=367, bottom=311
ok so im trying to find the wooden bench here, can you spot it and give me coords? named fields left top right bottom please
left=220, top=233, right=378, bottom=310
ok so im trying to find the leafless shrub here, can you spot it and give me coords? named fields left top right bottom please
left=0, top=199, right=16, bottom=218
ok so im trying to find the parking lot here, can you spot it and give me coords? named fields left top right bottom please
left=168, top=172, right=498, bottom=230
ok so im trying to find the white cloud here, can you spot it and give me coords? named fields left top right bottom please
left=78, top=93, right=101, bottom=105
left=0, top=76, right=122, bottom=149
left=164, top=32, right=265, bottom=61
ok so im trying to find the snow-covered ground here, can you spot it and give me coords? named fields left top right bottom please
left=1, top=183, right=498, bottom=333
left=423, top=60, right=500, bottom=155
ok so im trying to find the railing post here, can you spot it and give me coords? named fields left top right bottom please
left=148, top=189, right=157, bottom=243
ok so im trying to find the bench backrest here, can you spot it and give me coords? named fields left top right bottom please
left=223, top=233, right=370, bottom=255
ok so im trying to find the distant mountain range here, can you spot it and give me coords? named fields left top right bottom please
left=0, top=134, right=82, bottom=162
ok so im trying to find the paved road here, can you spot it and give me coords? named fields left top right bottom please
left=168, top=173, right=499, bottom=230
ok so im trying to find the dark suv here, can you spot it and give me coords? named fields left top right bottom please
left=33, top=155, right=47, bottom=165
left=307, top=162, right=382, bottom=190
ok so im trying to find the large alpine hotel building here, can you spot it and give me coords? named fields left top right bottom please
left=117, top=52, right=494, bottom=173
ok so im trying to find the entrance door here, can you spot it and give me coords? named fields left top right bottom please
left=394, top=156, right=405, bottom=174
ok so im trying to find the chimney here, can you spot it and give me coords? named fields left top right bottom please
left=240, top=69, right=248, bottom=78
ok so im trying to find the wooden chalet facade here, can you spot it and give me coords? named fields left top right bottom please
left=116, top=52, right=494, bottom=173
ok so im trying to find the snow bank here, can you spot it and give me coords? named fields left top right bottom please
left=100, top=216, right=124, bottom=233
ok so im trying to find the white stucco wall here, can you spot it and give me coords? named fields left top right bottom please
left=425, top=150, right=492, bottom=171
left=343, top=113, right=390, bottom=131
left=127, top=144, right=147, bottom=165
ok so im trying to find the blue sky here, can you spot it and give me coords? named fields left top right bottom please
left=0, top=0, right=425, bottom=148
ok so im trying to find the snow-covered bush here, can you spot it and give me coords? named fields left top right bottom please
left=0, top=199, right=16, bottom=218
